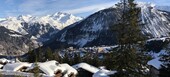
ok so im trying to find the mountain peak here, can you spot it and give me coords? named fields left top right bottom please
left=17, top=15, right=33, bottom=22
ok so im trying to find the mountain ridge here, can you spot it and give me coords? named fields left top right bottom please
left=43, top=3, right=170, bottom=49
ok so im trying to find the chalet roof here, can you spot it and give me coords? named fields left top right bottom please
left=28, top=60, right=66, bottom=76
left=93, top=69, right=117, bottom=77
left=3, top=62, right=32, bottom=71
left=0, top=58, right=11, bottom=64
left=72, top=63, right=99, bottom=73
left=59, top=63, right=78, bottom=75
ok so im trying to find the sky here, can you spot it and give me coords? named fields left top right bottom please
left=0, top=0, right=170, bottom=18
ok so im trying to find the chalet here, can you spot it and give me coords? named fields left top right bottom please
left=93, top=68, right=116, bottom=77
left=72, top=63, right=99, bottom=77
left=0, top=58, right=10, bottom=65
left=60, top=63, right=78, bottom=77
left=72, top=63, right=116, bottom=77
left=27, top=60, right=66, bottom=76
left=3, top=62, right=32, bottom=72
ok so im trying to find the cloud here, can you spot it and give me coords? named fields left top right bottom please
left=15, top=0, right=117, bottom=16
left=18, top=0, right=47, bottom=15
left=62, top=2, right=117, bottom=14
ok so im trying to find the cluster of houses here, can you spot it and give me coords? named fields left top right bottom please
left=64, top=46, right=117, bottom=54
left=0, top=58, right=116, bottom=77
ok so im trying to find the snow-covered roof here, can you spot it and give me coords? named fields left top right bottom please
left=72, top=63, right=99, bottom=73
left=93, top=69, right=117, bottom=77
left=59, top=63, right=78, bottom=75
left=148, top=50, right=165, bottom=69
left=0, top=58, right=11, bottom=64
left=3, top=62, right=32, bottom=71
left=0, top=70, right=34, bottom=77
left=35, top=60, right=66, bottom=76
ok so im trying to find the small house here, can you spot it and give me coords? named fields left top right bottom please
left=60, top=63, right=78, bottom=77
left=72, top=63, right=99, bottom=77
left=27, top=60, right=66, bottom=77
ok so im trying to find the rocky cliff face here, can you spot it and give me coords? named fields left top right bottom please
left=0, top=26, right=35, bottom=55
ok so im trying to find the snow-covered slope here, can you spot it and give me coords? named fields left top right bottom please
left=44, top=3, right=170, bottom=48
left=0, top=12, right=82, bottom=56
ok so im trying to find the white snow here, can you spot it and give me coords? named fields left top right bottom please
left=9, top=34, right=22, bottom=37
left=93, top=69, right=117, bottom=77
left=0, top=59, right=117, bottom=77
left=0, top=58, right=11, bottom=64
left=29, top=60, right=66, bottom=76
left=0, top=17, right=28, bottom=35
left=137, top=2, right=170, bottom=37
left=147, top=37, right=169, bottom=42
left=3, top=62, right=32, bottom=71
left=148, top=50, right=165, bottom=69
left=70, top=35, right=97, bottom=47
left=59, top=63, right=78, bottom=75
left=73, top=63, right=116, bottom=77
left=72, top=63, right=99, bottom=73
left=0, top=70, right=34, bottom=77
left=0, top=12, right=82, bottom=37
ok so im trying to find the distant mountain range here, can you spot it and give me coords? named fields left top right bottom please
left=0, top=3, right=170, bottom=56
left=0, top=12, right=82, bottom=55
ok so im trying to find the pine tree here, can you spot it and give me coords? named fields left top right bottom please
left=111, top=0, right=151, bottom=77
left=72, top=52, right=81, bottom=65
left=159, top=42, right=170, bottom=77
left=53, top=49, right=62, bottom=63
left=27, top=50, right=36, bottom=63
left=45, top=47, right=53, bottom=61
left=103, top=53, right=115, bottom=69
left=33, top=61, right=40, bottom=77
left=62, top=52, right=70, bottom=63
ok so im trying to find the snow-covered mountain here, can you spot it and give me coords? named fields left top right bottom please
left=44, top=3, right=170, bottom=48
left=0, top=12, right=82, bottom=55
left=0, top=12, right=82, bottom=42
